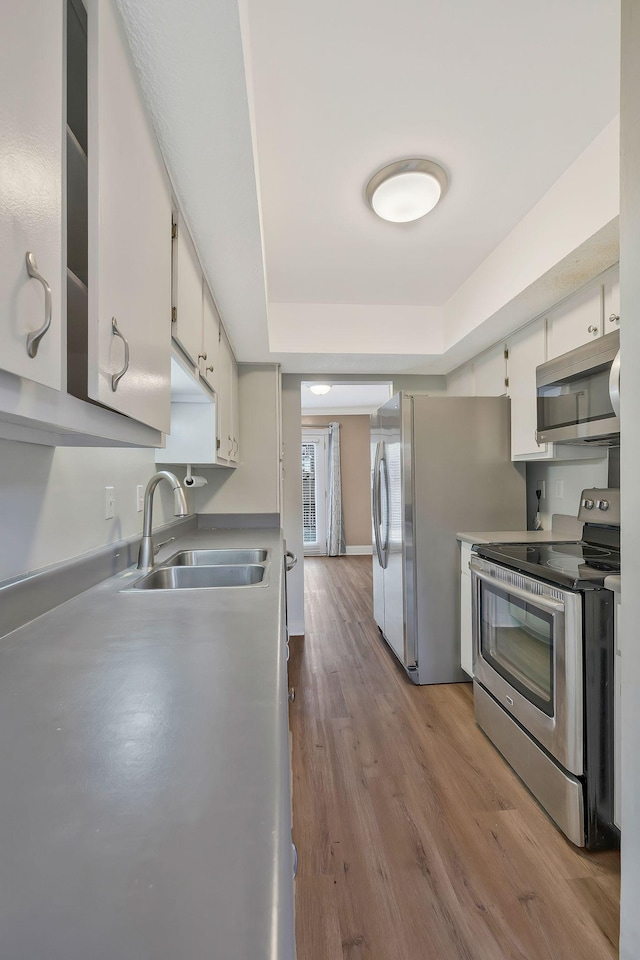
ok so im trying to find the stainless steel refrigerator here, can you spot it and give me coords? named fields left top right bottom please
left=371, top=392, right=525, bottom=684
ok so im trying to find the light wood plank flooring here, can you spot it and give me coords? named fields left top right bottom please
left=289, top=556, right=620, bottom=960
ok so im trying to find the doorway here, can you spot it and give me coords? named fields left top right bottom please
left=302, top=428, right=328, bottom=555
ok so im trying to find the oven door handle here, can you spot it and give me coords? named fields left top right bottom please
left=470, top=562, right=566, bottom=614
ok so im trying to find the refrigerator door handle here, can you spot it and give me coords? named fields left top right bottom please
left=379, top=455, right=390, bottom=556
left=372, top=441, right=384, bottom=567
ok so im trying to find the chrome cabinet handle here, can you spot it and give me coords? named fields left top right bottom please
left=609, top=313, right=620, bottom=324
left=285, top=550, right=297, bottom=571
left=288, top=686, right=295, bottom=702
left=587, top=324, right=599, bottom=334
left=111, top=317, right=130, bottom=391
left=233, top=438, right=239, bottom=457
left=292, top=842, right=298, bottom=879
left=25, top=252, right=52, bottom=358
left=206, top=364, right=214, bottom=373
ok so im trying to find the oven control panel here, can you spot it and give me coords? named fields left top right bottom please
left=577, top=488, right=620, bottom=525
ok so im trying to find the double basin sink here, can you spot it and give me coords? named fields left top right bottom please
left=128, top=548, right=269, bottom=591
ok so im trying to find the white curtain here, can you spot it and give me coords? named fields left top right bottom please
left=327, top=421, right=346, bottom=556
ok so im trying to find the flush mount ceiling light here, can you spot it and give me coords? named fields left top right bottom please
left=365, top=158, right=448, bottom=223
left=308, top=384, right=332, bottom=395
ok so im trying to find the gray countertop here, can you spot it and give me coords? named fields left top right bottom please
left=0, top=527, right=295, bottom=960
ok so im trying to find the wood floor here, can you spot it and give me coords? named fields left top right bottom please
left=289, top=556, right=620, bottom=960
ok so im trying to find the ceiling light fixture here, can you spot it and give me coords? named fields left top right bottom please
left=308, top=384, right=332, bottom=395
left=365, top=158, right=448, bottom=223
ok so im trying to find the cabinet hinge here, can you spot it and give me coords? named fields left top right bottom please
left=216, top=438, right=221, bottom=450
left=504, top=347, right=509, bottom=360
left=171, top=218, right=178, bottom=240
left=171, top=306, right=177, bottom=323
left=504, top=377, right=509, bottom=388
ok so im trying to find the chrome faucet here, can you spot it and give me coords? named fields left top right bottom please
left=137, top=471, right=189, bottom=570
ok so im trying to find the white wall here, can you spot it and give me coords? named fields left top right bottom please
left=0, top=441, right=181, bottom=583
left=526, top=458, right=609, bottom=531
left=191, top=364, right=281, bottom=516
left=619, top=2, right=639, bottom=955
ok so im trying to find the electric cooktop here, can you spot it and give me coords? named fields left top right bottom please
left=475, top=539, right=620, bottom=590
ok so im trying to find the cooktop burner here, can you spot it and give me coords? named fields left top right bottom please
left=475, top=539, right=620, bottom=589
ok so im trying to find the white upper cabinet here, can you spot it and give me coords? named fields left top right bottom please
left=0, top=0, right=63, bottom=390
left=86, top=0, right=172, bottom=433
left=172, top=214, right=204, bottom=368
left=547, top=283, right=602, bottom=360
left=604, top=268, right=620, bottom=331
left=217, top=328, right=234, bottom=463
left=547, top=265, right=620, bottom=361
left=201, top=285, right=221, bottom=392
left=473, top=342, right=507, bottom=396
left=508, top=318, right=552, bottom=460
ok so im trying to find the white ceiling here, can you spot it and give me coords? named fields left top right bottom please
left=116, top=0, right=620, bottom=375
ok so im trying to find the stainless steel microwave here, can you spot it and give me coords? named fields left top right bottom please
left=536, top=329, right=620, bottom=445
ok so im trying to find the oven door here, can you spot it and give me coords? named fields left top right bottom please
left=471, top=556, right=583, bottom=775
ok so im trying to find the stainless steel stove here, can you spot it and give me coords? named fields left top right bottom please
left=470, top=489, right=620, bottom=850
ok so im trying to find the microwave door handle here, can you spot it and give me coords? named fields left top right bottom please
left=470, top=564, right=565, bottom=614
left=609, top=348, right=621, bottom=418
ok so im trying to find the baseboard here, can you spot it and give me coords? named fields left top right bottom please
left=345, top=545, right=373, bottom=556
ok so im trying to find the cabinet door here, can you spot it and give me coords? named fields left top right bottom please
left=172, top=215, right=204, bottom=367
left=0, top=0, right=63, bottom=389
left=508, top=318, right=552, bottom=460
left=473, top=342, right=506, bottom=396
left=201, top=285, right=221, bottom=391
left=547, top=284, right=602, bottom=360
left=217, top=328, right=233, bottom=462
left=604, top=267, right=620, bottom=331
left=230, top=352, right=239, bottom=463
left=86, top=0, right=172, bottom=433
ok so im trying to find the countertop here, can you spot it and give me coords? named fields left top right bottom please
left=0, top=527, right=295, bottom=960
left=457, top=530, right=578, bottom=546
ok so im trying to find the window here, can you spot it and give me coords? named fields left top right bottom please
left=301, top=429, right=328, bottom=555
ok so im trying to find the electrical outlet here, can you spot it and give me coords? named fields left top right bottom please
left=136, top=484, right=144, bottom=512
left=554, top=479, right=565, bottom=499
left=105, top=486, right=116, bottom=520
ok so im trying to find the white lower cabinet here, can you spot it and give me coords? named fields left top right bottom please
left=86, top=0, right=172, bottom=434
left=0, top=0, right=64, bottom=391
left=459, top=541, right=474, bottom=676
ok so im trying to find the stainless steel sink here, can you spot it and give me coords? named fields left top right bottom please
left=130, top=564, right=266, bottom=590
left=162, top=549, right=268, bottom=566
